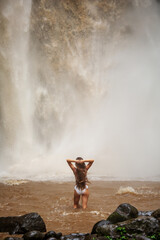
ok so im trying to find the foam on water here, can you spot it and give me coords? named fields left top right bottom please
left=0, top=179, right=29, bottom=185
left=117, top=186, right=138, bottom=195
left=62, top=210, right=105, bottom=217
left=117, top=186, right=160, bottom=196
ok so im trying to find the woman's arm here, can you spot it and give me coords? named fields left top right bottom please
left=67, top=159, right=94, bottom=163
left=66, top=159, right=77, bottom=163
left=82, top=160, right=94, bottom=171
left=66, top=159, right=94, bottom=171
left=66, top=159, right=76, bottom=173
left=81, top=160, right=94, bottom=163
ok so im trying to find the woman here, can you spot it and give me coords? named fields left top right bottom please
left=66, top=157, right=94, bottom=209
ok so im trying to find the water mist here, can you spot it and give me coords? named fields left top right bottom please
left=0, top=0, right=160, bottom=181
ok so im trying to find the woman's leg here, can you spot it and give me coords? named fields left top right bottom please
left=82, top=189, right=89, bottom=209
left=74, top=189, right=80, bottom=208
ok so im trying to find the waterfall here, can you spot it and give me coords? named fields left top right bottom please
left=0, top=0, right=160, bottom=181
left=0, top=0, right=34, bottom=176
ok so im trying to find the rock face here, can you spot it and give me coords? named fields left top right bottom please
left=30, top=0, right=130, bottom=70
left=0, top=213, right=46, bottom=234
left=151, top=209, right=160, bottom=221
left=92, top=204, right=160, bottom=239
left=44, top=231, right=57, bottom=240
left=96, top=216, right=160, bottom=238
left=91, top=220, right=109, bottom=234
left=107, top=203, right=138, bottom=224
left=44, top=231, right=62, bottom=240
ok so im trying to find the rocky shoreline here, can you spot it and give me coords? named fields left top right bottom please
left=0, top=203, right=160, bottom=240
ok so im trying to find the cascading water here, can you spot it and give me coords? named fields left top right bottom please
left=0, top=0, right=34, bottom=177
left=0, top=0, right=160, bottom=181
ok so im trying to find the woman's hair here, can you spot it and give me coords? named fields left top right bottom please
left=76, top=157, right=83, bottom=160
left=75, top=157, right=89, bottom=189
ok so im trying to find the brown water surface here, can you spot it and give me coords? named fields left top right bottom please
left=0, top=181, right=160, bottom=238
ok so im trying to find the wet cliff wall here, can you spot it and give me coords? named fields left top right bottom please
left=0, top=0, right=160, bottom=180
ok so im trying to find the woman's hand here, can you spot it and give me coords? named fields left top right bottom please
left=67, top=159, right=76, bottom=163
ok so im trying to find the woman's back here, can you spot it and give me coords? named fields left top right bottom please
left=74, top=166, right=88, bottom=190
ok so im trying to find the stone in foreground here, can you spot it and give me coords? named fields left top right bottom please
left=97, top=216, right=160, bottom=238
left=0, top=213, right=46, bottom=234
left=107, top=203, right=138, bottom=224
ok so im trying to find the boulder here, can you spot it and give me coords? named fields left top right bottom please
left=96, top=223, right=118, bottom=238
left=0, top=213, right=46, bottom=234
left=96, top=216, right=160, bottom=238
left=84, top=234, right=97, bottom=240
left=44, top=231, right=62, bottom=240
left=56, top=232, right=62, bottom=239
left=44, top=231, right=57, bottom=239
left=107, top=203, right=138, bottom=224
left=44, top=230, right=63, bottom=240
left=91, top=220, right=109, bottom=234
left=151, top=209, right=160, bottom=220
left=23, top=230, right=44, bottom=240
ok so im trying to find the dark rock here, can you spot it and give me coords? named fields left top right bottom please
left=44, top=231, right=57, bottom=239
left=91, top=220, right=109, bottom=234
left=20, top=212, right=46, bottom=233
left=151, top=209, right=160, bottom=220
left=0, top=212, right=46, bottom=234
left=97, top=216, right=160, bottom=238
left=23, top=230, right=44, bottom=240
left=4, top=238, right=23, bottom=240
left=107, top=203, right=138, bottom=224
left=60, top=234, right=69, bottom=240
left=84, top=234, right=97, bottom=240
left=96, top=224, right=118, bottom=238
left=44, top=230, right=63, bottom=240
left=56, top=232, right=62, bottom=239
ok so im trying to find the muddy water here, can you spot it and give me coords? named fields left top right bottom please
left=0, top=181, right=160, bottom=238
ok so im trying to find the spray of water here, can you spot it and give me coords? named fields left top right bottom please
left=0, top=0, right=160, bottom=180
